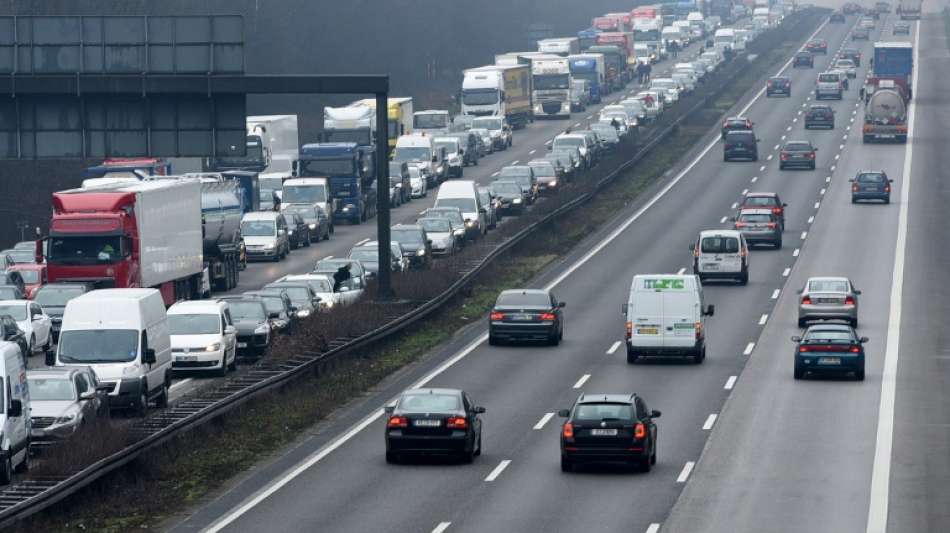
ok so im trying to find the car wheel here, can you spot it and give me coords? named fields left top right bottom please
left=135, top=388, right=148, bottom=417
left=779, top=163, right=785, bottom=170
left=156, top=375, right=170, bottom=408
left=15, top=446, right=29, bottom=473
left=42, top=335, right=51, bottom=353
left=488, top=335, right=499, bottom=346
left=228, top=349, right=238, bottom=371
left=811, top=163, right=816, bottom=170
left=794, top=366, right=804, bottom=379
left=474, top=433, right=482, bottom=457
left=304, top=233, right=312, bottom=247
left=852, top=196, right=857, bottom=204
left=739, top=271, right=749, bottom=286
left=460, top=447, right=475, bottom=464
left=693, top=347, right=705, bottom=364
left=385, top=451, right=399, bottom=464
left=548, top=331, right=560, bottom=346
left=774, top=238, right=783, bottom=250
left=884, top=197, right=890, bottom=205
left=626, top=347, right=639, bottom=364
left=560, top=456, right=574, bottom=473
left=856, top=368, right=865, bottom=381
left=850, top=318, right=858, bottom=328
left=28, top=335, right=34, bottom=355
left=0, top=454, right=11, bottom=485
left=638, top=457, right=652, bottom=473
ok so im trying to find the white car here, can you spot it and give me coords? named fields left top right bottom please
left=278, top=274, right=340, bottom=310
left=635, top=92, right=662, bottom=120
left=0, top=299, right=51, bottom=355
left=167, top=300, right=237, bottom=376
left=619, top=98, right=648, bottom=123
left=834, top=59, right=857, bottom=78
left=672, top=72, right=696, bottom=93
left=650, top=78, right=680, bottom=105
left=407, top=164, right=429, bottom=198
left=598, top=112, right=631, bottom=135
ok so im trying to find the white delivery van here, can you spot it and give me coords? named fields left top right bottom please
left=691, top=229, right=750, bottom=284
left=714, top=29, right=736, bottom=52
left=0, top=341, right=29, bottom=483
left=623, top=274, right=714, bottom=364
left=435, top=180, right=486, bottom=238
left=55, top=289, right=172, bottom=415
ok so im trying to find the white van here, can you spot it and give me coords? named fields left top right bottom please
left=393, top=134, right=446, bottom=182
left=0, top=341, right=29, bottom=483
left=691, top=229, right=750, bottom=284
left=55, top=289, right=172, bottom=415
left=662, top=25, right=686, bottom=48
left=434, top=180, right=486, bottom=238
left=280, top=177, right=334, bottom=234
left=714, top=28, right=736, bottom=52
left=167, top=300, right=237, bottom=376
left=623, top=275, right=714, bottom=364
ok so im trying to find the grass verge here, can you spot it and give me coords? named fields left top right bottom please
left=13, top=11, right=825, bottom=533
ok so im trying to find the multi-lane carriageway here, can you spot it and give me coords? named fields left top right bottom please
left=162, top=9, right=948, bottom=533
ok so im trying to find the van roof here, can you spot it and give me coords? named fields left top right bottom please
left=699, top=229, right=742, bottom=238
left=168, top=300, right=225, bottom=315
left=74, top=288, right=158, bottom=301
left=242, top=211, right=281, bottom=221
left=630, top=274, right=697, bottom=291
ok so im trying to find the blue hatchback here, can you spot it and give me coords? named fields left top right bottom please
left=850, top=171, right=892, bottom=204
left=793, top=324, right=868, bottom=381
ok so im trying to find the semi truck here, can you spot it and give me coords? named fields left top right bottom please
left=530, top=56, right=572, bottom=119
left=351, top=97, right=414, bottom=153
left=587, top=44, right=629, bottom=90
left=461, top=65, right=532, bottom=128
left=577, top=28, right=600, bottom=51
left=898, top=0, right=921, bottom=19
left=83, top=158, right=171, bottom=179
left=567, top=54, right=606, bottom=103
left=538, top=37, right=580, bottom=57
left=210, top=115, right=298, bottom=174
left=412, top=110, right=452, bottom=135
left=324, top=105, right=376, bottom=145
left=592, top=15, right=622, bottom=32
left=862, top=79, right=908, bottom=143
left=873, top=42, right=914, bottom=98
left=42, top=180, right=204, bottom=306
left=295, top=142, right=377, bottom=224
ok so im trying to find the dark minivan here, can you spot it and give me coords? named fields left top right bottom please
left=723, top=131, right=759, bottom=161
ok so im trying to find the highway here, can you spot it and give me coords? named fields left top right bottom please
left=165, top=10, right=884, bottom=533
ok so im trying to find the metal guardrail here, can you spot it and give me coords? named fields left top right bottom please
left=0, top=10, right=821, bottom=528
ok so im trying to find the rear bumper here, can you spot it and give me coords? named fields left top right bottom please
left=780, top=159, right=815, bottom=168
left=627, top=340, right=703, bottom=357
left=796, top=354, right=864, bottom=373
left=852, top=191, right=889, bottom=201
left=490, top=322, right=557, bottom=341
left=173, top=349, right=226, bottom=370
left=696, top=269, right=744, bottom=278
left=386, top=431, right=471, bottom=453
left=741, top=231, right=782, bottom=244
left=562, top=445, right=647, bottom=463
left=799, top=304, right=857, bottom=322
left=805, top=119, right=834, bottom=128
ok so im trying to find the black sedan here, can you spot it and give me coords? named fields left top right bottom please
left=384, top=388, right=484, bottom=463
left=804, top=105, right=835, bottom=129
left=793, top=324, right=868, bottom=380
left=793, top=51, right=814, bottom=68
left=850, top=171, right=892, bottom=204
left=766, top=76, right=792, bottom=97
left=217, top=297, right=272, bottom=356
left=488, top=289, right=565, bottom=346
left=559, top=393, right=660, bottom=472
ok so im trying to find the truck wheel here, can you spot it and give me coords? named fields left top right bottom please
left=0, top=454, right=11, bottom=485
left=626, top=347, right=639, bottom=364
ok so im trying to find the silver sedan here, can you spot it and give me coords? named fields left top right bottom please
left=797, top=276, right=861, bottom=328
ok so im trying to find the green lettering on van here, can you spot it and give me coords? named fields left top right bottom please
left=643, top=278, right=685, bottom=290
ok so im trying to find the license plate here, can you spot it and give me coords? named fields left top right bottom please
left=817, top=298, right=840, bottom=304
left=237, top=342, right=248, bottom=348
left=703, top=263, right=720, bottom=270
left=590, top=428, right=618, bottom=436
left=414, top=419, right=441, bottom=427
left=510, top=314, right=533, bottom=321
left=176, top=355, right=197, bottom=362
left=818, top=357, right=841, bottom=365
left=637, top=328, right=659, bottom=335
left=878, top=134, right=895, bottom=138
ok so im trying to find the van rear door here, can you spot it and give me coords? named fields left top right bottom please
left=699, top=234, right=741, bottom=273
left=630, top=290, right=663, bottom=350
left=661, top=291, right=697, bottom=349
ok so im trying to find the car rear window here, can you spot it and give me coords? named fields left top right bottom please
left=574, top=403, right=634, bottom=421
left=857, top=173, right=886, bottom=183
left=743, top=196, right=778, bottom=206
left=496, top=292, right=550, bottom=307
left=818, top=73, right=839, bottom=82
left=738, top=213, right=772, bottom=223
left=808, top=279, right=849, bottom=292
left=785, top=142, right=812, bottom=151
left=701, top=236, right=739, bottom=253
left=398, top=393, right=460, bottom=412
left=804, top=330, right=853, bottom=343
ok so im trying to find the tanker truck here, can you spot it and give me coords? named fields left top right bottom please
left=863, top=79, right=908, bottom=143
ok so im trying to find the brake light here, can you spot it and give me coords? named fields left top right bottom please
left=387, top=416, right=409, bottom=428
left=802, top=296, right=812, bottom=305
left=849, top=346, right=861, bottom=353
left=634, top=423, right=647, bottom=439
left=745, top=120, right=752, bottom=128
left=863, top=124, right=873, bottom=133
left=808, top=152, right=816, bottom=159
left=780, top=153, right=789, bottom=160
left=897, top=125, right=908, bottom=133
left=771, top=207, right=783, bottom=214
left=735, top=222, right=747, bottom=228
left=490, top=311, right=505, bottom=321
left=884, top=185, right=891, bottom=193
left=695, top=321, right=702, bottom=340
left=740, top=247, right=748, bottom=258
left=724, top=143, right=734, bottom=150
left=767, top=222, right=777, bottom=229
left=626, top=321, right=632, bottom=339
left=852, top=184, right=859, bottom=192
left=446, top=417, right=468, bottom=429
left=723, top=121, right=729, bottom=128
left=563, top=422, right=574, bottom=439
left=693, top=245, right=700, bottom=258
left=799, top=346, right=810, bottom=352
left=767, top=80, right=773, bottom=86
left=845, top=296, right=855, bottom=305
left=540, top=312, right=557, bottom=321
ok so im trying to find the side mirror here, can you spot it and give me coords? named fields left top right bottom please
left=783, top=203, right=788, bottom=207
left=558, top=301, right=566, bottom=308
left=80, top=390, right=96, bottom=400
left=756, top=138, right=761, bottom=142
left=650, top=409, right=662, bottom=418
left=269, top=312, right=280, bottom=319
left=144, top=348, right=157, bottom=365
left=557, top=409, right=571, bottom=417
left=791, top=335, right=802, bottom=342
left=689, top=243, right=696, bottom=251
left=474, top=406, right=486, bottom=414
left=45, top=351, right=55, bottom=366
left=860, top=336, right=870, bottom=343
left=427, top=239, right=433, bottom=245
left=704, top=304, right=715, bottom=316
left=225, top=325, right=237, bottom=335
left=384, top=405, right=395, bottom=414
left=8, top=399, right=22, bottom=418
left=432, top=155, right=439, bottom=162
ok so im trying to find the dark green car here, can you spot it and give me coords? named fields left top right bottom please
left=793, top=324, right=867, bottom=381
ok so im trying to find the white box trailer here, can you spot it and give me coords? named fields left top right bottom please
left=246, top=115, right=299, bottom=174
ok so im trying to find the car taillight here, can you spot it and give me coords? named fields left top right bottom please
left=849, top=346, right=861, bottom=353
left=767, top=80, right=773, bottom=86
left=780, top=153, right=789, bottom=160
left=852, top=184, right=859, bottom=192
left=767, top=222, right=777, bottom=228
left=540, top=312, right=557, bottom=321
left=446, top=417, right=468, bottom=429
left=808, top=152, right=816, bottom=159
left=634, top=423, right=647, bottom=439
left=799, top=346, right=810, bottom=352
left=802, top=296, right=812, bottom=305
left=740, top=247, right=748, bottom=257
left=735, top=222, right=747, bottom=228
left=845, top=296, right=855, bottom=305
left=695, top=321, right=702, bottom=340
left=490, top=311, right=505, bottom=321
left=626, top=321, right=632, bottom=339
left=884, top=185, right=891, bottom=192
left=387, top=416, right=409, bottom=428
left=722, top=121, right=729, bottom=128
left=563, top=422, right=574, bottom=439
left=724, top=143, right=734, bottom=150
left=745, top=120, right=752, bottom=128
left=772, top=207, right=783, bottom=214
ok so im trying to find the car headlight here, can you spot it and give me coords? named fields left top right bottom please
left=308, top=223, right=317, bottom=229
left=454, top=229, right=465, bottom=237
left=513, top=198, right=523, bottom=204
left=263, top=244, right=275, bottom=250
left=549, top=179, right=558, bottom=187
left=122, top=364, right=142, bottom=376
left=288, top=230, right=294, bottom=235
left=254, top=324, right=269, bottom=334
left=205, top=342, right=222, bottom=352
left=416, top=249, right=426, bottom=256
left=296, top=309, right=311, bottom=318
left=55, top=413, right=76, bottom=424
left=579, top=147, right=587, bottom=155
left=465, top=220, right=474, bottom=227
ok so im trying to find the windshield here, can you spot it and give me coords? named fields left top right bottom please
left=297, top=159, right=354, bottom=176
left=785, top=143, right=812, bottom=151
left=836, top=60, right=855, bottom=67
left=252, top=296, right=285, bottom=315
left=701, top=237, right=739, bottom=253
left=391, top=229, right=424, bottom=245
left=17, top=270, right=40, bottom=283
left=496, top=292, right=550, bottom=307
left=472, top=118, right=503, bottom=130
left=553, top=138, right=583, bottom=150
left=574, top=403, right=634, bottom=421
left=241, top=220, right=276, bottom=237
left=744, top=196, right=778, bottom=207
left=652, top=80, right=676, bottom=89
left=349, top=249, right=378, bottom=262
left=35, top=287, right=84, bottom=307
left=214, top=141, right=264, bottom=167
left=398, top=392, right=460, bottom=412
left=808, top=279, right=849, bottom=292
left=818, top=74, right=839, bottom=82
left=284, top=205, right=317, bottom=220
left=414, top=114, right=448, bottom=129
left=227, top=301, right=266, bottom=321
left=48, top=235, right=124, bottom=265
left=266, top=286, right=312, bottom=305
left=294, top=278, right=333, bottom=293
left=418, top=218, right=452, bottom=233
left=28, top=377, right=76, bottom=401
left=436, top=198, right=476, bottom=212
left=462, top=89, right=499, bottom=105
left=534, top=74, right=571, bottom=90
left=500, top=167, right=531, bottom=179
left=168, top=314, right=220, bottom=335
left=490, top=182, right=521, bottom=195
left=282, top=185, right=327, bottom=204
left=58, top=329, right=139, bottom=364
left=392, top=147, right=432, bottom=164
left=0, top=304, right=25, bottom=321
left=434, top=141, right=459, bottom=154
left=804, top=330, right=854, bottom=343
left=6, top=250, right=33, bottom=263
left=529, top=163, right=556, bottom=177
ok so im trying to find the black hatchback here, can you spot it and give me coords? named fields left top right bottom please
left=559, top=393, right=660, bottom=472
left=385, top=388, right=484, bottom=464
left=766, top=76, right=792, bottom=97
left=488, top=289, right=565, bottom=346
left=793, top=51, right=814, bottom=68
left=723, top=131, right=759, bottom=161
left=804, top=105, right=835, bottom=129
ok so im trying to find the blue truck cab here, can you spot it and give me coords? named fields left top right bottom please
left=296, top=142, right=377, bottom=225
left=568, top=56, right=603, bottom=103
left=577, top=28, right=601, bottom=51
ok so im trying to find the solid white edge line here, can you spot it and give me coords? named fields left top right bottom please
left=205, top=23, right=834, bottom=527
left=866, top=18, right=918, bottom=533
left=801, top=231, right=808, bottom=240
left=808, top=215, right=814, bottom=224
left=533, top=412, right=555, bottom=430
left=743, top=342, right=755, bottom=355
left=646, top=524, right=662, bottom=533
left=573, top=374, right=591, bottom=389
left=771, top=289, right=780, bottom=299
left=783, top=267, right=791, bottom=277
left=511, top=160, right=520, bottom=165
left=432, top=522, right=452, bottom=533
left=528, top=149, right=536, bottom=155
left=677, top=461, right=695, bottom=483
left=758, top=313, right=768, bottom=325
left=607, top=341, right=621, bottom=355
left=485, top=459, right=512, bottom=482
left=702, top=413, right=718, bottom=430
left=793, top=248, right=800, bottom=257
left=724, top=375, right=737, bottom=390
left=169, top=378, right=192, bottom=391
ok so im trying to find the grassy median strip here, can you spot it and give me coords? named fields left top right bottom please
left=15, top=12, right=824, bottom=533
